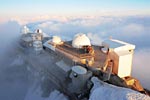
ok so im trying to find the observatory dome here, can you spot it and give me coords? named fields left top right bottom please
left=21, top=26, right=29, bottom=34
left=72, top=33, right=91, bottom=48
left=35, top=29, right=42, bottom=34
left=72, top=66, right=87, bottom=75
left=52, top=36, right=62, bottom=44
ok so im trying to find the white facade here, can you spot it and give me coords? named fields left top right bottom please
left=102, top=39, right=135, bottom=78
left=72, top=33, right=91, bottom=48
left=117, top=52, right=132, bottom=77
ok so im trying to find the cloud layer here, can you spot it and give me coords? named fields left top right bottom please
left=25, top=15, right=150, bottom=49
left=132, top=49, right=150, bottom=90
left=0, top=21, right=20, bottom=66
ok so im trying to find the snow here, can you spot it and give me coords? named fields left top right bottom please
left=89, top=77, right=150, bottom=100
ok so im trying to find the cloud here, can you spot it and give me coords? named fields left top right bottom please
left=132, top=49, right=150, bottom=90
left=0, top=21, right=31, bottom=100
left=0, top=21, right=20, bottom=67
left=70, top=18, right=100, bottom=27
left=32, top=16, right=150, bottom=48
left=87, top=33, right=104, bottom=45
left=37, top=21, right=62, bottom=32
left=22, top=15, right=149, bottom=51
left=0, top=21, right=20, bottom=58
left=122, top=24, right=145, bottom=36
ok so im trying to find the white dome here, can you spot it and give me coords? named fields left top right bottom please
left=35, top=29, right=42, bottom=34
left=72, top=66, right=87, bottom=75
left=72, top=33, right=91, bottom=48
left=21, top=26, right=29, bottom=34
left=52, top=36, right=62, bottom=44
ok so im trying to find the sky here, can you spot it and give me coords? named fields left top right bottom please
left=0, top=0, right=150, bottom=22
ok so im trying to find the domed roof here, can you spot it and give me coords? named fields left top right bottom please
left=72, top=33, right=91, bottom=48
left=52, top=36, right=62, bottom=44
left=21, top=26, right=29, bottom=34
left=72, top=66, right=87, bottom=75
left=35, top=29, right=42, bottom=34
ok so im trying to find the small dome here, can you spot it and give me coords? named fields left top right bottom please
left=35, top=29, right=42, bottom=34
left=72, top=66, right=87, bottom=75
left=72, top=33, right=91, bottom=48
left=52, top=36, right=62, bottom=44
left=21, top=25, right=29, bottom=34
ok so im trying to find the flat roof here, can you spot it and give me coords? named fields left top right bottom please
left=102, top=39, right=135, bottom=50
left=103, top=39, right=124, bottom=48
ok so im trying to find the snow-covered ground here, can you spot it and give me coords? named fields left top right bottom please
left=89, top=77, right=150, bottom=100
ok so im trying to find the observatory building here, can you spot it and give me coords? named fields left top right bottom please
left=102, top=39, right=135, bottom=78
left=20, top=26, right=43, bottom=54
left=20, top=29, right=147, bottom=97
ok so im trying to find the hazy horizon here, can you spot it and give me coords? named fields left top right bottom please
left=1, top=0, right=150, bottom=23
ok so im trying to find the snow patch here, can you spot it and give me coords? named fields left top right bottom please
left=89, top=77, right=150, bottom=100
